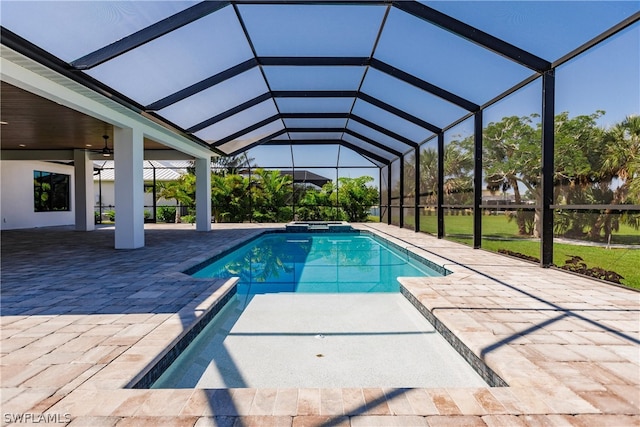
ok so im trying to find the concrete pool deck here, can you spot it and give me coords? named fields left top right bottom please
left=1, top=223, right=638, bottom=426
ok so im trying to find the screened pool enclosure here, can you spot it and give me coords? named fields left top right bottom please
left=1, top=1, right=639, bottom=273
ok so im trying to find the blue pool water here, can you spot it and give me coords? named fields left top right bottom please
left=191, top=232, right=443, bottom=293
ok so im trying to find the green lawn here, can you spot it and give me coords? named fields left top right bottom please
left=481, top=239, right=639, bottom=289
left=408, top=213, right=640, bottom=289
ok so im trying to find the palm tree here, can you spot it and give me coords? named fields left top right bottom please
left=602, top=115, right=640, bottom=200
left=211, top=173, right=251, bottom=223
left=156, top=173, right=196, bottom=223
left=420, top=146, right=438, bottom=206
left=251, top=169, right=293, bottom=222
left=212, top=154, right=254, bottom=175
left=599, top=115, right=640, bottom=238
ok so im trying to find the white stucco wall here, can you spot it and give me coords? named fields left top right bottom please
left=93, top=181, right=178, bottom=212
left=0, top=160, right=75, bottom=230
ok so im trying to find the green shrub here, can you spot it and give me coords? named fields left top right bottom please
left=157, top=206, right=176, bottom=223
left=181, top=214, right=196, bottom=224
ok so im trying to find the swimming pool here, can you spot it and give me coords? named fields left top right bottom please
left=190, top=232, right=446, bottom=294
left=144, top=231, right=493, bottom=389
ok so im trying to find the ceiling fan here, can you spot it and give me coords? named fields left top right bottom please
left=88, top=135, right=113, bottom=157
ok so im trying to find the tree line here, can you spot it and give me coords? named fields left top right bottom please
left=402, top=113, right=639, bottom=242
left=155, top=166, right=379, bottom=223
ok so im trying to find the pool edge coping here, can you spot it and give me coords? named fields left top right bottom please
left=125, top=278, right=239, bottom=389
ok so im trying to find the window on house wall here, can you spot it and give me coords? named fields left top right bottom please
left=33, top=170, right=70, bottom=212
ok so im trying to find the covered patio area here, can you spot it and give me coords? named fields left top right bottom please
left=1, top=224, right=637, bottom=426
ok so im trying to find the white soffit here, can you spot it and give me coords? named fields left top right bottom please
left=0, top=45, right=215, bottom=160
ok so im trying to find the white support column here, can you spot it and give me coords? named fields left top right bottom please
left=114, top=127, right=144, bottom=249
left=73, top=149, right=95, bottom=231
left=195, top=157, right=212, bottom=232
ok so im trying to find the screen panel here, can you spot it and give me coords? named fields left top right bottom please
left=239, top=4, right=386, bottom=57
left=195, top=99, right=279, bottom=143
left=425, top=0, right=639, bottom=62
left=87, top=6, right=253, bottom=106
left=376, top=7, right=532, bottom=105
left=1, top=1, right=199, bottom=62
left=157, top=68, right=269, bottom=130
left=360, top=69, right=467, bottom=129
left=264, top=66, right=366, bottom=91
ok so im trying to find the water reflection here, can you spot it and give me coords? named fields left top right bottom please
left=193, top=233, right=435, bottom=294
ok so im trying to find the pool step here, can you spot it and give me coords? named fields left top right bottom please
left=285, top=221, right=353, bottom=233
left=308, top=224, right=329, bottom=230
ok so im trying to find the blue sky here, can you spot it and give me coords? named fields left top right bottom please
left=2, top=1, right=638, bottom=188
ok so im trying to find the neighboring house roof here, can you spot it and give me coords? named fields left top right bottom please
left=280, top=170, right=331, bottom=188
left=93, top=160, right=189, bottom=181
left=93, top=161, right=331, bottom=188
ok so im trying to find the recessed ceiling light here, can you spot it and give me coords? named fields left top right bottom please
left=0, top=121, right=8, bottom=125
left=18, top=144, right=26, bottom=147
left=85, top=144, right=92, bottom=147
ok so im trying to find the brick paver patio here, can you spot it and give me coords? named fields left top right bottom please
left=1, top=223, right=638, bottom=426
